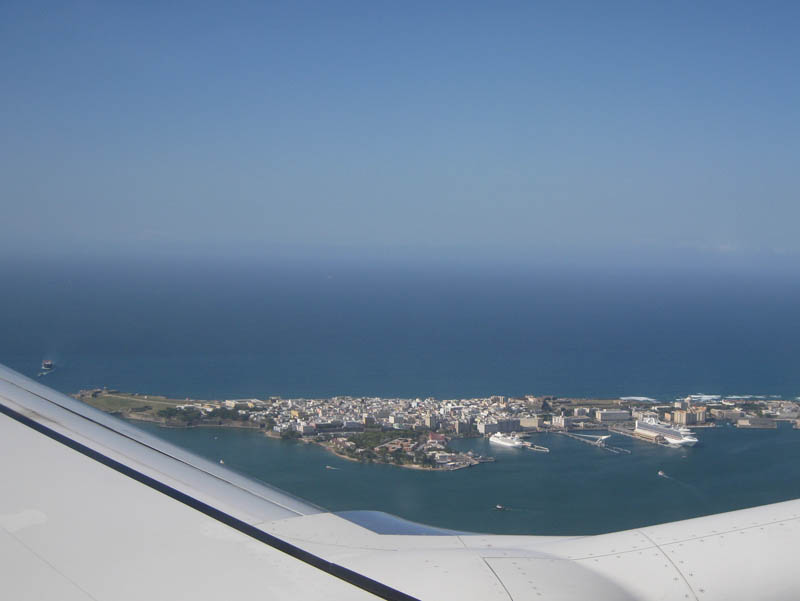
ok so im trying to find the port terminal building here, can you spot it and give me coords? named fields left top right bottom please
left=594, top=409, right=631, bottom=423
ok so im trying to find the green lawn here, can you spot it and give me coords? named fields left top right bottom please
left=74, top=392, right=185, bottom=415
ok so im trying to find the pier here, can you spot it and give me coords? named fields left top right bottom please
left=558, top=431, right=631, bottom=454
left=609, top=425, right=671, bottom=447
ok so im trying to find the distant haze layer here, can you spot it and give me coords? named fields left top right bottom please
left=1, top=2, right=799, bottom=259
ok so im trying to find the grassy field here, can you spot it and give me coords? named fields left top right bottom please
left=72, top=390, right=263, bottom=430
left=73, top=391, right=185, bottom=418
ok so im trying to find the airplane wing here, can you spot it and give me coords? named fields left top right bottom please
left=1, top=362, right=798, bottom=600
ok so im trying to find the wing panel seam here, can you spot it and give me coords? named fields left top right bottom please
left=636, top=529, right=699, bottom=601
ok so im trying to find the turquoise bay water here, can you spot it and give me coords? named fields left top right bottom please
left=136, top=422, right=800, bottom=535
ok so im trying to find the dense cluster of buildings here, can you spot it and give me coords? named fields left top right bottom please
left=166, top=392, right=800, bottom=437
left=176, top=393, right=552, bottom=436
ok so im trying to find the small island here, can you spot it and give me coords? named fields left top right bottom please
left=73, top=388, right=800, bottom=470
left=319, top=429, right=493, bottom=470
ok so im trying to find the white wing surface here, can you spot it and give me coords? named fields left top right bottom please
left=1, top=363, right=798, bottom=600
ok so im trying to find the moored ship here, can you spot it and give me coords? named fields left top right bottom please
left=489, top=432, right=550, bottom=452
left=635, top=418, right=698, bottom=447
left=489, top=433, right=527, bottom=448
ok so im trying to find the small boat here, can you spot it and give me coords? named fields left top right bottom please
left=41, top=360, right=54, bottom=370
left=325, top=465, right=340, bottom=470
left=219, top=459, right=225, bottom=465
left=494, top=504, right=508, bottom=511
left=658, top=470, right=666, bottom=477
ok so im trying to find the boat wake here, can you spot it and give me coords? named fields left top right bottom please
left=656, top=470, right=712, bottom=507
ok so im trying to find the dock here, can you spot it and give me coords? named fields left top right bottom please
left=609, top=425, right=671, bottom=447
left=557, top=431, right=631, bottom=454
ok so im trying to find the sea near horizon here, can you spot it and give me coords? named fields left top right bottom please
left=3, top=257, right=800, bottom=401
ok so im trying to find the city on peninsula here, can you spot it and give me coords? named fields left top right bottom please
left=73, top=388, right=800, bottom=471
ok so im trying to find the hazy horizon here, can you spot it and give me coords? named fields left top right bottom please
left=2, top=1, right=799, bottom=267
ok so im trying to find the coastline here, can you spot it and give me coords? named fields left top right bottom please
left=74, top=387, right=799, bottom=473
left=138, top=416, right=466, bottom=471
left=316, top=442, right=442, bottom=471
left=119, top=408, right=447, bottom=470
left=123, top=412, right=264, bottom=430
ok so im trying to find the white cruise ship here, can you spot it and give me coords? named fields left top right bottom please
left=634, top=418, right=698, bottom=447
left=489, top=433, right=527, bottom=448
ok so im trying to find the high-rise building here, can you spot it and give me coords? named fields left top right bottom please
left=424, top=414, right=439, bottom=430
left=455, top=420, right=471, bottom=435
left=672, top=410, right=697, bottom=426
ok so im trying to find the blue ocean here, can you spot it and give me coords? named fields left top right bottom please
left=2, top=255, right=799, bottom=401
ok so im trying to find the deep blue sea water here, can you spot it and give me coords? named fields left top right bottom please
left=2, top=256, right=800, bottom=401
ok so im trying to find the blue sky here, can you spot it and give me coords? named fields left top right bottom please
left=2, top=1, right=799, bottom=265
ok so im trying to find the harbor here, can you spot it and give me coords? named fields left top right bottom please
left=608, top=423, right=696, bottom=447
left=608, top=425, right=671, bottom=446
left=133, top=421, right=800, bottom=536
